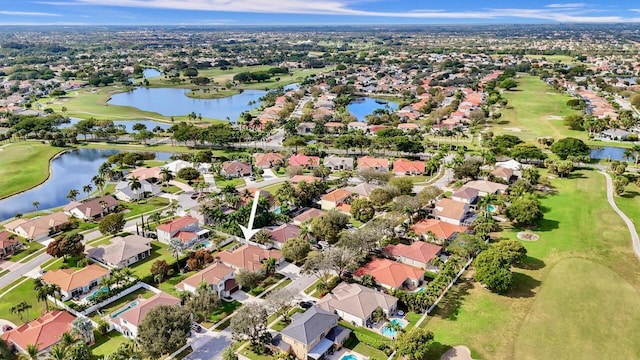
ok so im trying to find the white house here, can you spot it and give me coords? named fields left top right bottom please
left=111, top=292, right=180, bottom=339
left=176, top=262, right=238, bottom=297
left=156, top=216, right=209, bottom=247
left=114, top=179, right=162, bottom=202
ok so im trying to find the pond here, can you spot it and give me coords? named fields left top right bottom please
left=0, top=148, right=176, bottom=221
left=347, top=97, right=398, bottom=122
left=59, top=119, right=172, bottom=133
left=590, top=146, right=630, bottom=161
left=107, top=88, right=267, bottom=121
left=143, top=68, right=162, bottom=78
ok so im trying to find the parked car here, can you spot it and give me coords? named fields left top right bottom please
left=299, top=301, right=313, bottom=309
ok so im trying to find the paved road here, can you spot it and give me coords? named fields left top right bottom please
left=185, top=329, right=233, bottom=360
left=0, top=252, right=52, bottom=289
left=601, top=171, right=640, bottom=259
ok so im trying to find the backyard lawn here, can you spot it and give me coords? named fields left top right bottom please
left=0, top=142, right=65, bottom=199
left=0, top=278, right=45, bottom=325
left=214, top=177, right=246, bottom=188
left=91, top=331, right=128, bottom=358
left=129, top=241, right=181, bottom=279
left=423, top=170, right=640, bottom=359
left=492, top=75, right=583, bottom=142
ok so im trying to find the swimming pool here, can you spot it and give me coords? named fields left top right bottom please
left=381, top=319, right=405, bottom=337
left=488, top=205, right=497, bottom=213
left=111, top=300, right=139, bottom=318
left=86, top=287, right=109, bottom=300
left=341, top=354, right=357, bottom=360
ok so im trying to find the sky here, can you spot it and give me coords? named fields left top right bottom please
left=2, top=1, right=640, bottom=26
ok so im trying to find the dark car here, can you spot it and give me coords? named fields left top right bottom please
left=299, top=301, right=313, bottom=309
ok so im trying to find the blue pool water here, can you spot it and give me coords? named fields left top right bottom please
left=381, top=319, right=405, bottom=337
left=87, top=287, right=109, bottom=300
left=111, top=300, right=139, bottom=318
left=488, top=205, right=497, bottom=213
left=341, top=355, right=357, bottom=360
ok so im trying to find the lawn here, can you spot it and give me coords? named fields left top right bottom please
left=0, top=142, right=66, bottom=199
left=6, top=240, right=45, bottom=262
left=207, top=300, right=242, bottom=324
left=214, top=177, right=246, bottom=188
left=422, top=170, right=640, bottom=359
left=492, top=74, right=583, bottom=142
left=121, top=197, right=171, bottom=218
left=91, top=331, right=128, bottom=358
left=0, top=278, right=46, bottom=325
left=260, top=183, right=284, bottom=194
left=343, top=335, right=388, bottom=360
left=129, top=241, right=179, bottom=279
left=614, top=181, right=640, bottom=234
left=185, top=89, right=239, bottom=99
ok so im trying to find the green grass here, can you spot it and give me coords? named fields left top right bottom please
left=208, top=300, right=242, bottom=324
left=129, top=241, right=179, bottom=279
left=91, top=331, right=128, bottom=358
left=162, top=185, right=182, bottom=194
left=239, top=347, right=273, bottom=360
left=173, top=346, right=194, bottom=359
left=214, top=177, right=246, bottom=188
left=260, top=183, right=284, bottom=194
left=260, top=278, right=292, bottom=298
left=422, top=170, right=640, bottom=359
left=121, top=197, right=170, bottom=218
left=88, top=287, right=155, bottom=321
left=492, top=75, right=583, bottom=142
left=339, top=321, right=394, bottom=349
left=0, top=278, right=46, bottom=325
left=614, top=181, right=640, bottom=234
left=344, top=335, right=388, bottom=360
left=185, top=89, right=239, bottom=99
left=0, top=142, right=66, bottom=199
left=303, top=276, right=331, bottom=296
left=6, top=240, right=45, bottom=262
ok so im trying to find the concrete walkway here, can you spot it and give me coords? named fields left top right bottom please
left=601, top=171, right=640, bottom=259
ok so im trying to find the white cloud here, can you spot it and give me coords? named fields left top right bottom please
left=0, top=11, right=60, bottom=16
left=24, top=0, right=640, bottom=23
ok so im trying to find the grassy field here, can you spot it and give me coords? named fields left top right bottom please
left=614, top=181, right=640, bottom=234
left=0, top=278, right=45, bottom=325
left=492, top=75, right=583, bottom=142
left=92, top=331, right=128, bottom=358
left=423, top=170, right=640, bottom=359
left=0, top=142, right=65, bottom=199
left=121, top=197, right=170, bottom=218
left=129, top=241, right=180, bottom=279
left=185, top=89, right=239, bottom=99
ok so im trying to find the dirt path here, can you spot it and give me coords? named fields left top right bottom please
left=601, top=171, right=640, bottom=259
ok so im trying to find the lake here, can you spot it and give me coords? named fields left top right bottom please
left=0, top=148, right=176, bottom=221
left=143, top=68, right=162, bottom=78
left=107, top=88, right=266, bottom=121
left=347, top=97, right=398, bottom=122
left=59, top=119, right=172, bottom=133
left=590, top=146, right=630, bottom=161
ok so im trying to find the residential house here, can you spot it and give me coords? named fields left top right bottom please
left=63, top=195, right=118, bottom=220
left=114, top=179, right=162, bottom=202
left=384, top=241, right=443, bottom=269
left=268, top=224, right=300, bottom=249
left=397, top=123, right=420, bottom=132
left=221, top=160, right=252, bottom=178
left=176, top=262, right=237, bottom=297
left=393, top=159, right=425, bottom=176
left=434, top=198, right=470, bottom=225
left=254, top=153, right=284, bottom=169
left=161, top=160, right=195, bottom=175
left=324, top=122, right=345, bottom=133
left=111, top=292, right=180, bottom=339
left=451, top=187, right=479, bottom=204
left=317, top=283, right=398, bottom=327
left=289, top=154, right=320, bottom=168
left=491, top=167, right=516, bottom=183
left=344, top=183, right=381, bottom=198
left=292, top=208, right=326, bottom=226
left=86, top=235, right=152, bottom=268
left=298, top=122, right=315, bottom=135
left=279, top=307, right=351, bottom=360
left=357, top=156, right=389, bottom=172
left=1, top=310, right=76, bottom=354
left=320, top=189, right=354, bottom=211
left=156, top=216, right=209, bottom=247
left=4, top=212, right=70, bottom=241
left=0, top=231, right=18, bottom=259
left=126, top=166, right=162, bottom=182
left=601, top=129, right=631, bottom=141
left=354, top=258, right=424, bottom=290
left=462, top=180, right=509, bottom=196
left=323, top=155, right=354, bottom=171
left=217, top=244, right=283, bottom=272
left=410, top=219, right=468, bottom=242
left=289, top=175, right=321, bottom=184
left=495, top=159, right=531, bottom=171
left=348, top=122, right=368, bottom=132
left=41, top=264, right=110, bottom=301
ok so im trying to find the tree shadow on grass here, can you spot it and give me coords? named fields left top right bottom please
left=430, top=277, right=473, bottom=321
left=425, top=341, right=453, bottom=360
left=505, top=271, right=541, bottom=299
left=566, top=172, right=587, bottom=179
left=496, top=120, right=510, bottom=125
left=533, top=218, right=559, bottom=232
left=621, top=190, right=639, bottom=199
left=515, top=256, right=546, bottom=271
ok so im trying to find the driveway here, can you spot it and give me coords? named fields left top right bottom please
left=186, top=329, right=233, bottom=360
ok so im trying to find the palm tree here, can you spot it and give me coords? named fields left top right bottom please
left=149, top=212, right=162, bottom=226
left=252, top=230, right=272, bottom=245
left=168, top=238, right=185, bottom=272
left=92, top=175, right=106, bottom=195
left=66, top=189, right=79, bottom=202
left=262, top=257, right=277, bottom=276
left=35, top=282, right=55, bottom=313
left=45, top=343, right=67, bottom=360
left=10, top=301, right=32, bottom=323
left=383, top=320, right=404, bottom=340
left=59, top=331, right=76, bottom=348
left=623, top=144, right=640, bottom=165
left=478, top=193, right=497, bottom=219
left=32, top=201, right=40, bottom=213
left=160, top=167, right=174, bottom=189
left=17, top=344, right=41, bottom=360
left=128, top=176, right=142, bottom=202
left=82, top=184, right=93, bottom=198
left=71, top=317, right=94, bottom=344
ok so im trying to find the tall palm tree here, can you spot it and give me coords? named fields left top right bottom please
left=71, top=317, right=94, bottom=344
left=92, top=175, right=106, bottom=196
left=32, top=201, right=40, bottom=213
left=128, top=176, right=142, bottom=202
left=59, top=331, right=76, bottom=348
left=160, top=167, right=174, bottom=189
left=478, top=193, right=497, bottom=219
left=623, top=144, right=640, bottom=165
left=252, top=230, right=272, bottom=245
left=66, top=189, right=79, bottom=202
left=168, top=238, right=184, bottom=272
left=149, top=212, right=162, bottom=225
left=10, top=301, right=32, bottom=324
left=82, top=184, right=93, bottom=199
left=17, top=344, right=41, bottom=360
left=45, top=343, right=67, bottom=360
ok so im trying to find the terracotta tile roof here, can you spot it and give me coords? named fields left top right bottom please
left=156, top=216, right=198, bottom=233
left=434, top=198, right=468, bottom=221
left=289, top=175, right=321, bottom=184
left=7, top=212, right=69, bottom=239
left=292, top=208, right=326, bottom=224
left=178, top=262, right=235, bottom=290
left=393, top=159, right=425, bottom=174
left=254, top=153, right=284, bottom=167
left=385, top=241, right=443, bottom=264
left=217, top=244, right=282, bottom=272
left=410, top=219, right=468, bottom=239
left=451, top=187, right=479, bottom=201
left=491, top=167, right=514, bottom=179
left=289, top=154, right=320, bottom=167
left=222, top=160, right=252, bottom=176
left=321, top=189, right=353, bottom=203
left=126, top=166, right=161, bottom=180
left=357, top=156, right=389, bottom=170
left=41, top=264, right=110, bottom=293
left=354, top=258, right=424, bottom=288
left=0, top=231, right=17, bottom=249
left=269, top=224, right=300, bottom=244
left=175, top=231, right=198, bottom=243
left=1, top=310, right=75, bottom=352
left=117, top=292, right=180, bottom=327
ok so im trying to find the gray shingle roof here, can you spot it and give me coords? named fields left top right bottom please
left=280, top=307, right=338, bottom=345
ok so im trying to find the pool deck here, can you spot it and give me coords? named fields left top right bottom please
left=371, top=316, right=409, bottom=338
